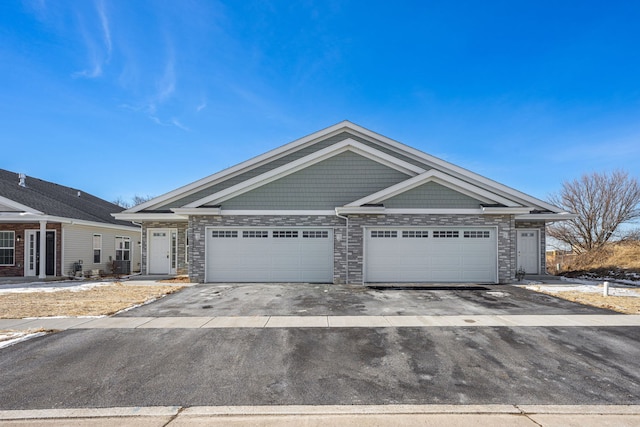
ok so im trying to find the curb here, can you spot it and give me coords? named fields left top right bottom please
left=2, top=405, right=640, bottom=420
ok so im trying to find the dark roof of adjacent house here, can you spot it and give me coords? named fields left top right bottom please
left=0, top=168, right=131, bottom=227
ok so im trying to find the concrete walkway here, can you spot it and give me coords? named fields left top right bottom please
left=1, top=404, right=640, bottom=426
left=2, top=314, right=640, bottom=330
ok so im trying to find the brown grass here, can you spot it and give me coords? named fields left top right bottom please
left=0, top=283, right=183, bottom=319
left=540, top=290, right=640, bottom=314
left=547, top=240, right=640, bottom=279
left=158, top=276, right=192, bottom=284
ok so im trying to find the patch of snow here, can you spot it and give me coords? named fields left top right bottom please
left=0, top=331, right=48, bottom=349
left=519, top=282, right=640, bottom=298
left=485, top=291, right=510, bottom=297
left=0, top=281, right=114, bottom=294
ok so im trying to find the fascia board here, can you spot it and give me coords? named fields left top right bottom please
left=0, top=195, right=43, bottom=214
left=347, top=170, right=518, bottom=207
left=0, top=212, right=45, bottom=222
left=171, top=208, right=221, bottom=216
left=336, top=207, right=387, bottom=215
left=184, top=139, right=424, bottom=208
left=0, top=213, right=141, bottom=231
left=45, top=216, right=141, bottom=232
left=220, top=210, right=336, bottom=216
left=112, top=213, right=188, bottom=221
left=482, top=207, right=534, bottom=214
left=126, top=121, right=356, bottom=212
left=515, top=213, right=577, bottom=222
left=383, top=208, right=484, bottom=214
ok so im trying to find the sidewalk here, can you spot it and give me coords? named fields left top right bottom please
left=1, top=404, right=640, bottom=426
left=2, top=314, right=640, bottom=331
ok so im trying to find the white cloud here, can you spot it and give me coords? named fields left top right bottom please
left=96, top=0, right=112, bottom=60
left=71, top=0, right=112, bottom=79
left=196, top=99, right=207, bottom=112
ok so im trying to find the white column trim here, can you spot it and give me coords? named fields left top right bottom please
left=38, top=220, right=47, bottom=279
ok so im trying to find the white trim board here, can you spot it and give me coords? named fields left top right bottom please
left=0, top=195, right=43, bottom=214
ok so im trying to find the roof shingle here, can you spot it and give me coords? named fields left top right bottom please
left=0, top=169, right=131, bottom=227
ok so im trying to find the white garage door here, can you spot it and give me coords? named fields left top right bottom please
left=365, top=227, right=497, bottom=283
left=206, top=228, right=333, bottom=283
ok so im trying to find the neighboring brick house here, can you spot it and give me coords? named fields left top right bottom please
left=0, top=169, right=141, bottom=279
left=114, top=121, right=573, bottom=284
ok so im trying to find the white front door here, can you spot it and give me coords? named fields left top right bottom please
left=148, top=229, right=175, bottom=275
left=24, top=230, right=56, bottom=276
left=517, top=229, right=539, bottom=274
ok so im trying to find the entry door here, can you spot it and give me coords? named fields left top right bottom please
left=24, top=231, right=55, bottom=276
left=148, top=229, right=175, bottom=274
left=517, top=229, right=539, bottom=274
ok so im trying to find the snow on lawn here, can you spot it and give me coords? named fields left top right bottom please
left=519, top=276, right=640, bottom=298
left=0, top=281, right=114, bottom=294
left=0, top=331, right=48, bottom=349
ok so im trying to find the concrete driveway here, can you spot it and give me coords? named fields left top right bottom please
left=0, top=283, right=639, bottom=413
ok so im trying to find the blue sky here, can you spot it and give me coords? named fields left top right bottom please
left=1, top=1, right=639, bottom=205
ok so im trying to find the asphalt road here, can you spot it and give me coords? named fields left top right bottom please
left=1, top=284, right=639, bottom=410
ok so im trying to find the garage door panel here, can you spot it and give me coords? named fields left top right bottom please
left=366, top=227, right=497, bottom=283
left=206, top=228, right=333, bottom=283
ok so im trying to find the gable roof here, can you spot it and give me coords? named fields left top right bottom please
left=184, top=139, right=424, bottom=208
left=117, top=121, right=569, bottom=218
left=346, top=169, right=521, bottom=208
left=0, top=168, right=132, bottom=227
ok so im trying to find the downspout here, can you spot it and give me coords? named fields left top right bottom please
left=334, top=209, right=349, bottom=284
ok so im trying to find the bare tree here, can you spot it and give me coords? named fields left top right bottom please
left=112, top=194, right=154, bottom=209
left=547, top=170, right=640, bottom=254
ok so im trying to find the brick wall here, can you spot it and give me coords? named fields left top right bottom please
left=0, top=223, right=62, bottom=277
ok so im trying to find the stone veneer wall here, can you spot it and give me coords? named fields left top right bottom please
left=141, top=221, right=189, bottom=275
left=348, top=214, right=515, bottom=284
left=515, top=221, right=547, bottom=274
left=187, top=214, right=516, bottom=284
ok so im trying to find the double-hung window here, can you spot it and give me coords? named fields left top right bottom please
left=93, top=234, right=102, bottom=263
left=0, top=231, right=15, bottom=266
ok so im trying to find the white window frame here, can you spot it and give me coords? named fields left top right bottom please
left=0, top=231, right=15, bottom=266
left=115, top=236, right=131, bottom=261
left=93, top=234, right=102, bottom=264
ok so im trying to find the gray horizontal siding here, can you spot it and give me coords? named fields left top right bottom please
left=220, top=151, right=411, bottom=210
left=383, top=181, right=483, bottom=209
left=154, top=132, right=431, bottom=210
